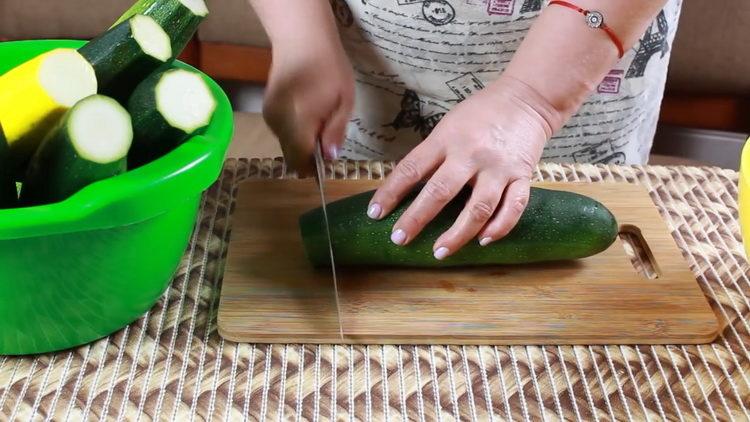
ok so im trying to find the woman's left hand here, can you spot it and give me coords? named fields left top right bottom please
left=367, top=76, right=561, bottom=260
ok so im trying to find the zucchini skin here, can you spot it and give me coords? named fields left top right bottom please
left=299, top=186, right=619, bottom=268
left=126, top=69, right=208, bottom=168
left=19, top=103, right=128, bottom=206
left=112, top=0, right=158, bottom=26
left=79, top=17, right=168, bottom=102
left=0, top=124, right=18, bottom=208
left=148, top=1, right=206, bottom=57
left=115, top=0, right=207, bottom=58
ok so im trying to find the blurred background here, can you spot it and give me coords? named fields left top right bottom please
left=2, top=0, right=747, bottom=169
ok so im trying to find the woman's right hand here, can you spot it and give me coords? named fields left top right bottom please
left=262, top=29, right=354, bottom=176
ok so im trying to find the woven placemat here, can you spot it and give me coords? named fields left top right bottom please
left=0, top=159, right=747, bottom=421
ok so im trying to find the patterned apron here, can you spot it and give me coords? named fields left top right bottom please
left=332, top=0, right=682, bottom=165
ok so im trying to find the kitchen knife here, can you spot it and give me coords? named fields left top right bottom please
left=313, top=140, right=345, bottom=341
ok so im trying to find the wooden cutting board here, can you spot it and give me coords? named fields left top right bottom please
left=217, top=179, right=719, bottom=345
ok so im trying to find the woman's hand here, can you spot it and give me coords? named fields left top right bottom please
left=258, top=3, right=354, bottom=175
left=367, top=76, right=561, bottom=260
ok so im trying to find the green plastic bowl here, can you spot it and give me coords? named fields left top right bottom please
left=0, top=40, right=234, bottom=355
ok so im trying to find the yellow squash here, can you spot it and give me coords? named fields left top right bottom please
left=0, top=48, right=97, bottom=169
left=741, top=136, right=750, bottom=259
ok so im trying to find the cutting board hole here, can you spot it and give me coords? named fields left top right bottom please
left=619, top=225, right=660, bottom=279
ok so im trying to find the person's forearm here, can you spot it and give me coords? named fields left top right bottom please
left=499, top=0, right=670, bottom=133
left=247, top=0, right=340, bottom=48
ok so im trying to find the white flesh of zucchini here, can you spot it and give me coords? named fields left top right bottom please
left=130, top=14, right=172, bottom=62
left=180, top=0, right=209, bottom=17
left=69, top=96, right=133, bottom=164
left=156, top=69, right=217, bottom=133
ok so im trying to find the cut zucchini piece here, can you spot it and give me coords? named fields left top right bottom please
left=20, top=95, right=133, bottom=206
left=131, top=15, right=173, bottom=63
left=0, top=48, right=97, bottom=173
left=128, top=68, right=216, bottom=167
left=113, top=0, right=209, bottom=57
left=79, top=14, right=172, bottom=102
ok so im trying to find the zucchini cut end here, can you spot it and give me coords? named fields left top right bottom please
left=130, top=14, right=172, bottom=62
left=39, top=49, right=98, bottom=107
left=156, top=69, right=217, bottom=134
left=68, top=95, right=133, bottom=164
left=180, top=0, right=209, bottom=17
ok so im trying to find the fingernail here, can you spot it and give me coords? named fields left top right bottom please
left=391, top=229, right=407, bottom=246
left=328, top=145, right=339, bottom=160
left=480, top=237, right=493, bottom=246
left=434, top=247, right=450, bottom=261
left=367, top=203, right=382, bottom=219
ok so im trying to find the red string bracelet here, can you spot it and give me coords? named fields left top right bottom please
left=549, top=0, right=625, bottom=59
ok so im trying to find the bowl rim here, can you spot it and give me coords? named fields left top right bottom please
left=0, top=40, right=234, bottom=240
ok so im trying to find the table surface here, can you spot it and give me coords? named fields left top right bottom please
left=1, top=159, right=746, bottom=421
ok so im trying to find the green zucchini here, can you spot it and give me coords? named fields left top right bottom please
left=299, top=186, right=619, bottom=268
left=113, top=0, right=209, bottom=58
left=0, top=124, right=17, bottom=208
left=79, top=14, right=172, bottom=102
left=127, top=67, right=216, bottom=167
left=20, top=95, right=133, bottom=206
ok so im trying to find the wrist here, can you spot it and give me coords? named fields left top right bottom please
left=487, top=75, right=565, bottom=139
left=497, top=0, right=644, bottom=129
left=253, top=0, right=342, bottom=52
left=271, top=25, right=342, bottom=57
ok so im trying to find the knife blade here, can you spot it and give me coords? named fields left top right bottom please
left=313, top=140, right=344, bottom=341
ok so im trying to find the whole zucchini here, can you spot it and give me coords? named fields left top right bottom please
left=299, top=186, right=619, bottom=267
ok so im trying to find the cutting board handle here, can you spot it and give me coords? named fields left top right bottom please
left=619, top=224, right=662, bottom=279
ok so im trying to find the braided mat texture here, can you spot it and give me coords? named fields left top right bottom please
left=0, top=159, right=747, bottom=421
